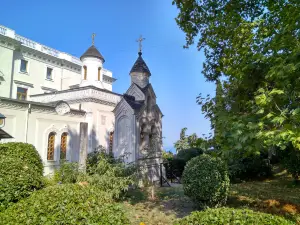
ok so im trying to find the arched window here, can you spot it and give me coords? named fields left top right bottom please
left=147, top=96, right=151, bottom=113
left=83, top=66, right=87, bottom=80
left=47, top=132, right=56, bottom=160
left=109, top=131, right=114, bottom=153
left=60, top=132, right=68, bottom=160
left=98, top=67, right=101, bottom=81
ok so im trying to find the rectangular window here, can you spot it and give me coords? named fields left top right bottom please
left=20, top=59, right=28, bottom=73
left=46, top=67, right=53, bottom=80
left=16, top=87, right=27, bottom=100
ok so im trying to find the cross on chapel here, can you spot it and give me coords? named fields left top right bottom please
left=92, top=33, right=96, bottom=45
left=136, top=35, right=145, bottom=53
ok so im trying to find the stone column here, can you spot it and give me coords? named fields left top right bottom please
left=79, top=122, right=88, bottom=172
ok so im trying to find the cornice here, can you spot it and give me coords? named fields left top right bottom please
left=20, top=48, right=81, bottom=74
left=30, top=87, right=121, bottom=106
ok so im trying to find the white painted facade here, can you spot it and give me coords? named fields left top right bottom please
left=0, top=24, right=114, bottom=99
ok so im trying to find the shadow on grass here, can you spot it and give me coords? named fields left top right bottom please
left=122, top=184, right=195, bottom=225
left=228, top=173, right=300, bottom=223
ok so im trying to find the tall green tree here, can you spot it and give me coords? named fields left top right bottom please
left=173, top=0, right=300, bottom=153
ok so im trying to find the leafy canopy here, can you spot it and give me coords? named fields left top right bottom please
left=173, top=0, right=300, bottom=152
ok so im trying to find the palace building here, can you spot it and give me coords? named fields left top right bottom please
left=0, top=24, right=163, bottom=180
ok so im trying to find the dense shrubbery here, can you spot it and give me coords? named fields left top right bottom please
left=164, top=148, right=203, bottom=179
left=83, top=151, right=137, bottom=199
left=53, top=161, right=80, bottom=184
left=176, top=148, right=203, bottom=162
left=225, top=150, right=272, bottom=182
left=0, top=143, right=43, bottom=211
left=281, top=145, right=300, bottom=182
left=164, top=158, right=186, bottom=179
left=182, top=154, right=229, bottom=208
left=0, top=184, right=129, bottom=224
left=53, top=149, right=137, bottom=199
left=175, top=207, right=294, bottom=225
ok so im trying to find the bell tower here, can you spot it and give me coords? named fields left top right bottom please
left=129, top=35, right=151, bottom=88
left=80, top=33, right=105, bottom=89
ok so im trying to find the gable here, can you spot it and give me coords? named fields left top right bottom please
left=113, top=98, right=134, bottom=118
left=125, top=83, right=145, bottom=101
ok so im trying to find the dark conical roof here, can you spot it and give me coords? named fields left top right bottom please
left=130, top=52, right=151, bottom=75
left=80, top=45, right=105, bottom=62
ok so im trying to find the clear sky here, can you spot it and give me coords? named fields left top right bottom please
left=0, top=0, right=215, bottom=152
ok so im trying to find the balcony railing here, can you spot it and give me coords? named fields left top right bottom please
left=41, top=45, right=59, bottom=57
left=15, top=35, right=36, bottom=49
left=0, top=26, right=6, bottom=35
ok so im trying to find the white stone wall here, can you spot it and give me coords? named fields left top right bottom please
left=0, top=43, right=14, bottom=98
left=73, top=101, right=116, bottom=153
left=0, top=102, right=85, bottom=175
left=113, top=99, right=137, bottom=164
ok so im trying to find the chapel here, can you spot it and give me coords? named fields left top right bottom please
left=0, top=24, right=163, bottom=181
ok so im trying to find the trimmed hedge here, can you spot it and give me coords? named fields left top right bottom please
left=182, top=154, right=230, bottom=208
left=175, top=207, right=294, bottom=225
left=0, top=142, right=43, bottom=211
left=0, top=184, right=130, bottom=224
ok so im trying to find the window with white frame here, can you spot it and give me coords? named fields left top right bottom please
left=46, top=67, right=53, bottom=80
left=16, top=87, right=28, bottom=100
left=20, top=59, right=28, bottom=73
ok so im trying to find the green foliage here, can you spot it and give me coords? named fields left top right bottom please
left=281, top=144, right=300, bottom=181
left=87, top=145, right=114, bottom=173
left=53, top=161, right=81, bottom=184
left=85, top=151, right=137, bottom=199
left=162, top=149, right=174, bottom=161
left=182, top=154, right=229, bottom=208
left=175, top=207, right=294, bottom=225
left=224, top=150, right=272, bottom=182
left=173, top=0, right=300, bottom=157
left=0, top=184, right=130, bottom=224
left=174, top=128, right=212, bottom=153
left=164, top=158, right=186, bottom=179
left=176, top=148, right=203, bottom=162
left=0, top=142, right=43, bottom=211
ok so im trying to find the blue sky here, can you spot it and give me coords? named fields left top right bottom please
left=0, top=0, right=215, bottom=152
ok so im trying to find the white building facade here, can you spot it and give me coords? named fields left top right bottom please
left=0, top=24, right=162, bottom=181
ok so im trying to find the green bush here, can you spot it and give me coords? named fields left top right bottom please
left=53, top=161, right=81, bottom=184
left=182, top=154, right=229, bottom=208
left=0, top=184, right=130, bottom=224
left=0, top=142, right=43, bottom=211
left=225, top=150, right=272, bottom=182
left=176, top=148, right=203, bottom=162
left=164, top=158, right=186, bottom=179
left=87, top=145, right=115, bottom=173
left=175, top=207, right=293, bottom=225
left=83, top=152, right=137, bottom=199
left=281, top=145, right=300, bottom=182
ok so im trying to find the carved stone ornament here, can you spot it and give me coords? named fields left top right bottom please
left=55, top=101, right=70, bottom=115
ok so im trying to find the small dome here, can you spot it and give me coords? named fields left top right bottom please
left=130, top=52, right=151, bottom=76
left=80, top=45, right=105, bottom=62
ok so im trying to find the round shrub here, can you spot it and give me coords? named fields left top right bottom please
left=182, top=154, right=229, bottom=208
left=175, top=207, right=294, bottom=225
left=0, top=184, right=130, bottom=224
left=0, top=142, right=43, bottom=211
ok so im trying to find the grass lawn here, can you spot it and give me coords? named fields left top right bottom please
left=121, top=171, right=300, bottom=225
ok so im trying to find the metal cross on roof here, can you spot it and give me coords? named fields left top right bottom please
left=136, top=35, right=145, bottom=53
left=92, top=33, right=96, bottom=45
